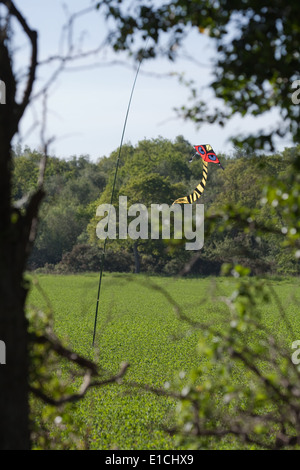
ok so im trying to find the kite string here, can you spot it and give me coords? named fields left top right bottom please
left=92, top=52, right=145, bottom=347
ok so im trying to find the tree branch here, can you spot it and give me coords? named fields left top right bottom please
left=0, top=0, right=38, bottom=128
left=29, top=361, right=129, bottom=407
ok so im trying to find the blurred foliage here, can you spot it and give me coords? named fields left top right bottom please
left=167, top=268, right=300, bottom=450
left=97, top=0, right=300, bottom=150
left=28, top=304, right=89, bottom=450
left=157, top=147, right=300, bottom=449
left=27, top=281, right=129, bottom=449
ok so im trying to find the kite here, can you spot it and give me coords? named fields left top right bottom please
left=172, top=144, right=224, bottom=205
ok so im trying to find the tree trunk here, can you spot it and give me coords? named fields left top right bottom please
left=0, top=15, right=38, bottom=449
left=0, top=265, right=30, bottom=449
left=133, top=241, right=140, bottom=274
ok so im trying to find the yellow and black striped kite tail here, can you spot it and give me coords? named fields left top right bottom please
left=172, top=161, right=208, bottom=205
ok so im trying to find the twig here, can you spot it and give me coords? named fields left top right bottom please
left=29, top=361, right=129, bottom=406
left=0, top=0, right=38, bottom=126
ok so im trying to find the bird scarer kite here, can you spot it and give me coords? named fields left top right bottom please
left=172, top=144, right=224, bottom=205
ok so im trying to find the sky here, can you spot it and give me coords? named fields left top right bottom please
left=10, top=0, right=293, bottom=162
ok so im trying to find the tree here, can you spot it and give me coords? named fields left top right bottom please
left=0, top=0, right=127, bottom=450
left=98, top=0, right=300, bottom=150
left=88, top=138, right=191, bottom=273
left=0, top=0, right=39, bottom=448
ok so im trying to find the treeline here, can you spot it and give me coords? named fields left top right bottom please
left=12, top=137, right=299, bottom=276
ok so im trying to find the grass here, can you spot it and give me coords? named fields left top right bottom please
left=27, top=273, right=300, bottom=449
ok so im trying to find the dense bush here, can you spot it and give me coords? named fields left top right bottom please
left=56, top=244, right=134, bottom=273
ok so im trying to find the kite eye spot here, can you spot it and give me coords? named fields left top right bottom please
left=196, top=146, right=205, bottom=155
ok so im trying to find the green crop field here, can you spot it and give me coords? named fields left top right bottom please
left=27, top=274, right=300, bottom=450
